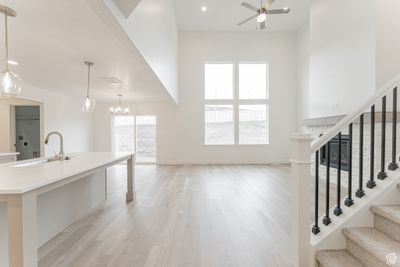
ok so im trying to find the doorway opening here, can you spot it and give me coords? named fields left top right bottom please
left=14, top=106, right=41, bottom=160
left=0, top=97, right=44, bottom=161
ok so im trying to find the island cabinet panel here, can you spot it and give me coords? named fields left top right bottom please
left=37, top=170, right=106, bottom=247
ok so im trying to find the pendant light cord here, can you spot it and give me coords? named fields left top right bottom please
left=4, top=14, right=8, bottom=70
left=86, top=63, right=91, bottom=97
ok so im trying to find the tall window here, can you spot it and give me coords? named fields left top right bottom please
left=204, top=62, right=269, bottom=145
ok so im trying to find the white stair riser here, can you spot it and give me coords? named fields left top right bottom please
left=346, top=239, right=387, bottom=267
left=374, top=214, right=400, bottom=243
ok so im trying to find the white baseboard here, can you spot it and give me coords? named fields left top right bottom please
left=156, top=160, right=290, bottom=165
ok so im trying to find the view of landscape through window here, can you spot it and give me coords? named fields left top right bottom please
left=204, top=63, right=269, bottom=145
left=205, top=105, right=234, bottom=144
left=136, top=116, right=156, bottom=162
left=113, top=115, right=156, bottom=162
left=113, top=116, right=135, bottom=152
left=239, top=105, right=268, bottom=144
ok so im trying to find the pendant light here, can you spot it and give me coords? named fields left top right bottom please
left=81, top=61, right=95, bottom=112
left=0, top=5, right=22, bottom=97
left=110, top=94, right=130, bottom=115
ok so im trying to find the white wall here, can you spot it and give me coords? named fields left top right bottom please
left=94, top=32, right=297, bottom=164
left=19, top=83, right=93, bottom=155
left=308, top=0, right=376, bottom=118
left=104, top=0, right=179, bottom=102
left=376, top=0, right=400, bottom=88
left=0, top=104, right=10, bottom=151
left=296, top=23, right=310, bottom=129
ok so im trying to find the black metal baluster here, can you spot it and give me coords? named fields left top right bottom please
left=323, top=141, right=331, bottom=225
left=389, top=87, right=399, bottom=170
left=356, top=114, right=365, bottom=198
left=367, top=105, right=376, bottom=189
left=312, top=150, right=321, bottom=235
left=334, top=133, right=343, bottom=216
left=345, top=123, right=354, bottom=207
left=378, top=96, right=388, bottom=179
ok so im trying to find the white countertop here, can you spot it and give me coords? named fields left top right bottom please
left=0, top=152, right=19, bottom=157
left=0, top=152, right=133, bottom=194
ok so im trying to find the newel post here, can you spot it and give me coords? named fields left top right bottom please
left=291, top=133, right=313, bottom=267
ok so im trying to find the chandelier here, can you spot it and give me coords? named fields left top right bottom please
left=110, top=94, right=129, bottom=115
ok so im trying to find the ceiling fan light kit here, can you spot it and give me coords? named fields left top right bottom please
left=238, top=0, right=290, bottom=30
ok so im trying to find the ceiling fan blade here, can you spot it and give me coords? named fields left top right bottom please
left=240, top=2, right=259, bottom=12
left=237, top=13, right=258, bottom=26
left=266, top=8, right=290, bottom=14
left=264, top=0, right=275, bottom=8
left=260, top=21, right=266, bottom=30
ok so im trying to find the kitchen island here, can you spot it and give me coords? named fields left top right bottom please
left=0, top=152, right=135, bottom=267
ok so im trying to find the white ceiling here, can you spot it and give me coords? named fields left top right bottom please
left=0, top=0, right=172, bottom=103
left=174, top=0, right=310, bottom=32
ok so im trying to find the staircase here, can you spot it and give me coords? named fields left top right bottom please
left=317, top=204, right=400, bottom=266
left=291, top=74, right=400, bottom=267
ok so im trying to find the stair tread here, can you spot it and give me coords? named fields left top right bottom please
left=370, top=205, right=400, bottom=224
left=316, top=249, right=364, bottom=267
left=343, top=227, right=400, bottom=262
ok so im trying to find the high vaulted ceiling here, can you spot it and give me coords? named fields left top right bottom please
left=174, top=0, right=310, bottom=32
left=0, top=0, right=172, bottom=103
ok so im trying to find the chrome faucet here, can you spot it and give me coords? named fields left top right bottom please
left=44, top=131, right=65, bottom=161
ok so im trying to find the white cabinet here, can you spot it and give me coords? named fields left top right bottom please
left=0, top=154, right=17, bottom=164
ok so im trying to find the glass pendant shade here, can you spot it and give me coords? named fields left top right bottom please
left=0, top=69, right=22, bottom=97
left=0, top=6, right=22, bottom=97
left=81, top=96, right=95, bottom=112
left=81, top=61, right=95, bottom=112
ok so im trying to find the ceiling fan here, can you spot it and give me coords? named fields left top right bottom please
left=237, top=0, right=290, bottom=30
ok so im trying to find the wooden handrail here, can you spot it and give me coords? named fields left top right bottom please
left=310, top=73, right=400, bottom=154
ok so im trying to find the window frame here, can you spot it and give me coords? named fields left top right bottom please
left=203, top=61, right=270, bottom=146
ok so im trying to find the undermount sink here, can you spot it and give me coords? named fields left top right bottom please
left=10, top=156, right=72, bottom=168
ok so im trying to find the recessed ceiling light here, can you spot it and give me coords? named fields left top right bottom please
left=201, top=6, right=207, bottom=12
left=7, top=60, right=18, bottom=65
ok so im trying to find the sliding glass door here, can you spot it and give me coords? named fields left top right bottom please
left=112, top=115, right=156, bottom=163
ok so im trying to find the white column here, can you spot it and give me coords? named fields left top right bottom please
left=291, top=133, right=313, bottom=267
left=7, top=191, right=38, bottom=267
left=126, top=154, right=136, bottom=203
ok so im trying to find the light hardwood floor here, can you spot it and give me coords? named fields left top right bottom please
left=38, top=164, right=292, bottom=267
